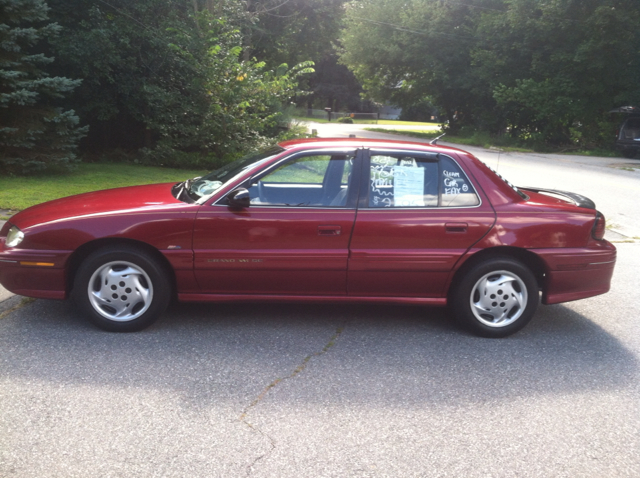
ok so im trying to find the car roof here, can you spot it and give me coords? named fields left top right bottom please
left=610, top=106, right=640, bottom=115
left=277, top=137, right=469, bottom=156
left=276, top=137, right=531, bottom=207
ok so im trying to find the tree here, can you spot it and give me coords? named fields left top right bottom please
left=0, top=0, right=87, bottom=174
left=46, top=0, right=313, bottom=164
left=339, top=0, right=640, bottom=146
left=47, top=0, right=206, bottom=152
left=339, top=0, right=491, bottom=131
left=474, top=0, right=640, bottom=145
left=220, top=0, right=362, bottom=111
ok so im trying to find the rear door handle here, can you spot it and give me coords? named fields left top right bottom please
left=445, top=222, right=468, bottom=233
left=318, top=225, right=341, bottom=236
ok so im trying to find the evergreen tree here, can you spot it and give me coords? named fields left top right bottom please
left=0, top=0, right=87, bottom=174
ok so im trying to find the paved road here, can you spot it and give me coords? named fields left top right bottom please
left=1, top=125, right=639, bottom=477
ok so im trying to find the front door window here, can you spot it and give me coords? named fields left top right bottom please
left=248, top=154, right=354, bottom=207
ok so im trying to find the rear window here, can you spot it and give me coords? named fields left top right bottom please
left=480, top=161, right=528, bottom=200
left=624, top=118, right=640, bottom=129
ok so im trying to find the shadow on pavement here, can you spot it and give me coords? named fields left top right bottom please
left=0, top=298, right=635, bottom=410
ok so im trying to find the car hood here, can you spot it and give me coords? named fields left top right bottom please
left=9, top=183, right=186, bottom=230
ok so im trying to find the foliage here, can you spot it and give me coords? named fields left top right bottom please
left=274, top=121, right=312, bottom=142
left=146, top=13, right=314, bottom=163
left=340, top=0, right=487, bottom=132
left=304, top=54, right=364, bottom=112
left=0, top=0, right=87, bottom=174
left=232, top=0, right=362, bottom=111
left=45, top=0, right=313, bottom=164
left=475, top=0, right=640, bottom=146
left=337, top=116, right=353, bottom=123
left=400, top=99, right=439, bottom=122
left=339, top=0, right=640, bottom=148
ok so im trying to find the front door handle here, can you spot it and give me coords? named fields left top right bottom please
left=445, top=222, right=468, bottom=233
left=318, top=225, right=341, bottom=236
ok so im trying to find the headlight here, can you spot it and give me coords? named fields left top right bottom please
left=6, top=226, right=24, bottom=248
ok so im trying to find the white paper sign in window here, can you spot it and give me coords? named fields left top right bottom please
left=393, top=166, right=425, bottom=207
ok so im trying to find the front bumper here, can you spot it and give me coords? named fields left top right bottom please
left=0, top=239, right=70, bottom=299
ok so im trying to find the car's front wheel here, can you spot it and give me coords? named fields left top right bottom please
left=451, top=257, right=539, bottom=338
left=72, top=246, right=171, bottom=332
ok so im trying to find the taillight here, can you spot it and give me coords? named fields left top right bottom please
left=592, top=211, right=606, bottom=240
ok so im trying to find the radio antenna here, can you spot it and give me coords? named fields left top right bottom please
left=430, top=133, right=446, bottom=145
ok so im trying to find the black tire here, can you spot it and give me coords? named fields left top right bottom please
left=451, top=257, right=538, bottom=338
left=622, top=149, right=637, bottom=159
left=72, top=245, right=171, bottom=332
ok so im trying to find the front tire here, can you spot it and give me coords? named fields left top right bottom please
left=72, top=246, right=171, bottom=332
left=451, top=257, right=539, bottom=338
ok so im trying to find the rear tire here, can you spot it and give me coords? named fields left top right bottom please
left=622, top=149, right=637, bottom=159
left=451, top=257, right=538, bottom=338
left=72, top=245, right=171, bottom=332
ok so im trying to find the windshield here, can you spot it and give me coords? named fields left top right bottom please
left=181, top=146, right=284, bottom=201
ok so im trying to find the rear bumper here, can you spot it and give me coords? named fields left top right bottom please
left=615, top=140, right=640, bottom=152
left=532, top=243, right=617, bottom=305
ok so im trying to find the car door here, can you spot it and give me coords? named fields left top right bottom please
left=192, top=149, right=360, bottom=296
left=348, top=149, right=496, bottom=298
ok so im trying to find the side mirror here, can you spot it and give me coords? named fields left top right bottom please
left=227, top=188, right=251, bottom=208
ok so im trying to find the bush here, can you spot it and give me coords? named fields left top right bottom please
left=337, top=117, right=354, bottom=124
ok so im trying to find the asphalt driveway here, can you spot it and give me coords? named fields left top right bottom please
left=0, top=243, right=638, bottom=477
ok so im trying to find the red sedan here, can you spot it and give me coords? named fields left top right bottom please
left=0, top=139, right=616, bottom=337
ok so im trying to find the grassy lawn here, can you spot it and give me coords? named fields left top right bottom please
left=364, top=128, right=442, bottom=141
left=364, top=128, right=536, bottom=153
left=0, top=163, right=207, bottom=212
left=293, top=117, right=440, bottom=126
left=364, top=128, right=627, bottom=157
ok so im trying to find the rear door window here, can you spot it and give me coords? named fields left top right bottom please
left=367, top=153, right=479, bottom=208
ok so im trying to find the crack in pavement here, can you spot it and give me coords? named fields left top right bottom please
left=0, top=297, right=35, bottom=320
left=239, top=323, right=346, bottom=476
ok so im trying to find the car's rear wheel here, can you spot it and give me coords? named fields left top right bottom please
left=622, top=149, right=637, bottom=159
left=72, top=246, right=171, bottom=332
left=451, top=257, right=538, bottom=338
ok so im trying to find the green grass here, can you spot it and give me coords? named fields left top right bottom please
left=364, top=128, right=443, bottom=142
left=567, top=148, right=620, bottom=158
left=441, top=135, right=535, bottom=153
left=364, top=128, right=629, bottom=157
left=0, top=163, right=207, bottom=211
left=364, top=128, right=535, bottom=153
left=267, top=156, right=329, bottom=183
left=293, top=116, right=440, bottom=126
